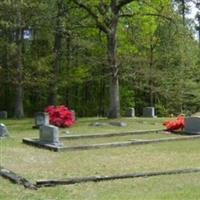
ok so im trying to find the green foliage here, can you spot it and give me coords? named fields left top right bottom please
left=0, top=0, right=200, bottom=117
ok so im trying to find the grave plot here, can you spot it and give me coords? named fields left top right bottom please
left=61, top=132, right=177, bottom=146
left=23, top=124, right=200, bottom=152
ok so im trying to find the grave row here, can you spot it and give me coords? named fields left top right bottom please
left=126, top=107, right=156, bottom=117
left=0, top=107, right=156, bottom=120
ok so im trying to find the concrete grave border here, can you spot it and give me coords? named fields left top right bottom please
left=23, top=131, right=200, bottom=152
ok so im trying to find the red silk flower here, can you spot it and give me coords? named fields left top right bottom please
left=44, top=105, right=75, bottom=127
left=162, top=115, right=184, bottom=131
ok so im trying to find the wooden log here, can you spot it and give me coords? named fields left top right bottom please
left=60, top=135, right=200, bottom=151
left=36, top=167, right=200, bottom=187
left=0, top=166, right=37, bottom=189
left=60, top=129, right=164, bottom=140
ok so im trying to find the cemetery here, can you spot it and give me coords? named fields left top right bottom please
left=2, top=113, right=200, bottom=199
left=2, top=1, right=200, bottom=199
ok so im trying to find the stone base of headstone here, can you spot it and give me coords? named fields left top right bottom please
left=0, top=111, right=8, bottom=119
left=125, top=108, right=135, bottom=117
left=184, top=117, right=200, bottom=134
left=143, top=107, right=156, bottom=118
left=39, top=125, right=63, bottom=146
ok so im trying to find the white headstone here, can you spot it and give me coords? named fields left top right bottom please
left=0, top=123, right=9, bottom=137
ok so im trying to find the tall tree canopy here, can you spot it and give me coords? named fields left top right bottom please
left=0, top=0, right=199, bottom=118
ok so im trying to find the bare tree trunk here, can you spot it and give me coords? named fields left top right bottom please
left=181, top=0, right=186, bottom=25
left=149, top=44, right=154, bottom=106
left=14, top=0, right=24, bottom=118
left=107, top=18, right=120, bottom=118
left=48, top=26, right=62, bottom=105
left=48, top=0, right=63, bottom=105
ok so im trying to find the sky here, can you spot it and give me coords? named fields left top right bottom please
left=187, top=2, right=198, bottom=19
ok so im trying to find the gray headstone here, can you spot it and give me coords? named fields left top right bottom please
left=125, top=108, right=135, bottom=117
left=0, top=111, right=7, bottom=119
left=184, top=117, right=200, bottom=134
left=39, top=125, right=62, bottom=146
left=143, top=107, right=156, bottom=118
left=34, top=112, right=49, bottom=128
left=0, top=123, right=9, bottom=137
left=109, top=122, right=127, bottom=127
left=71, top=110, right=76, bottom=121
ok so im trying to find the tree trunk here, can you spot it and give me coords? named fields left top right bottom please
left=48, top=28, right=62, bottom=105
left=14, top=0, right=24, bottom=118
left=48, top=0, right=63, bottom=105
left=149, top=44, right=154, bottom=106
left=107, top=19, right=120, bottom=118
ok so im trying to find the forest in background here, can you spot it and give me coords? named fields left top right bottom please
left=0, top=0, right=200, bottom=118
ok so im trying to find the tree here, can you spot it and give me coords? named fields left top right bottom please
left=72, top=0, right=136, bottom=118
left=72, top=0, right=173, bottom=118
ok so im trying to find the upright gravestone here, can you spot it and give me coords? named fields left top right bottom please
left=33, top=112, right=49, bottom=129
left=71, top=110, right=76, bottom=122
left=0, top=123, right=9, bottom=137
left=39, top=125, right=62, bottom=146
left=184, top=116, right=200, bottom=134
left=143, top=107, right=156, bottom=118
left=0, top=111, right=7, bottom=119
left=125, top=108, right=135, bottom=117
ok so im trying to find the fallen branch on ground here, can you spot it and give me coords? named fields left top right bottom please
left=0, top=166, right=37, bottom=189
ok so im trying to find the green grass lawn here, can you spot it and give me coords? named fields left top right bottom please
left=1, top=117, right=200, bottom=200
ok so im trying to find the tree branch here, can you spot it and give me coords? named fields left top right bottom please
left=72, top=0, right=108, bottom=33
left=117, top=0, right=136, bottom=10
left=119, top=12, right=178, bottom=39
left=119, top=12, right=173, bottom=22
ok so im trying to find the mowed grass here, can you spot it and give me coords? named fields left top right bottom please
left=1, top=117, right=200, bottom=200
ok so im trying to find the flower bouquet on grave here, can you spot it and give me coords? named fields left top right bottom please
left=44, top=105, right=75, bottom=127
left=162, top=115, right=184, bottom=131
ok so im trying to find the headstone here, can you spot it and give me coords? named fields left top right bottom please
left=143, top=107, right=156, bottom=118
left=0, top=111, right=7, bottom=119
left=0, top=123, right=9, bottom=137
left=39, top=125, right=62, bottom=146
left=191, top=112, right=200, bottom=117
left=184, top=117, right=200, bottom=134
left=71, top=110, right=76, bottom=122
left=109, top=122, right=127, bottom=127
left=125, top=108, right=135, bottom=117
left=33, top=112, right=49, bottom=128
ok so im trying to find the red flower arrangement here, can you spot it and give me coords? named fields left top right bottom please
left=162, top=115, right=184, bottom=131
left=44, top=105, right=75, bottom=127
